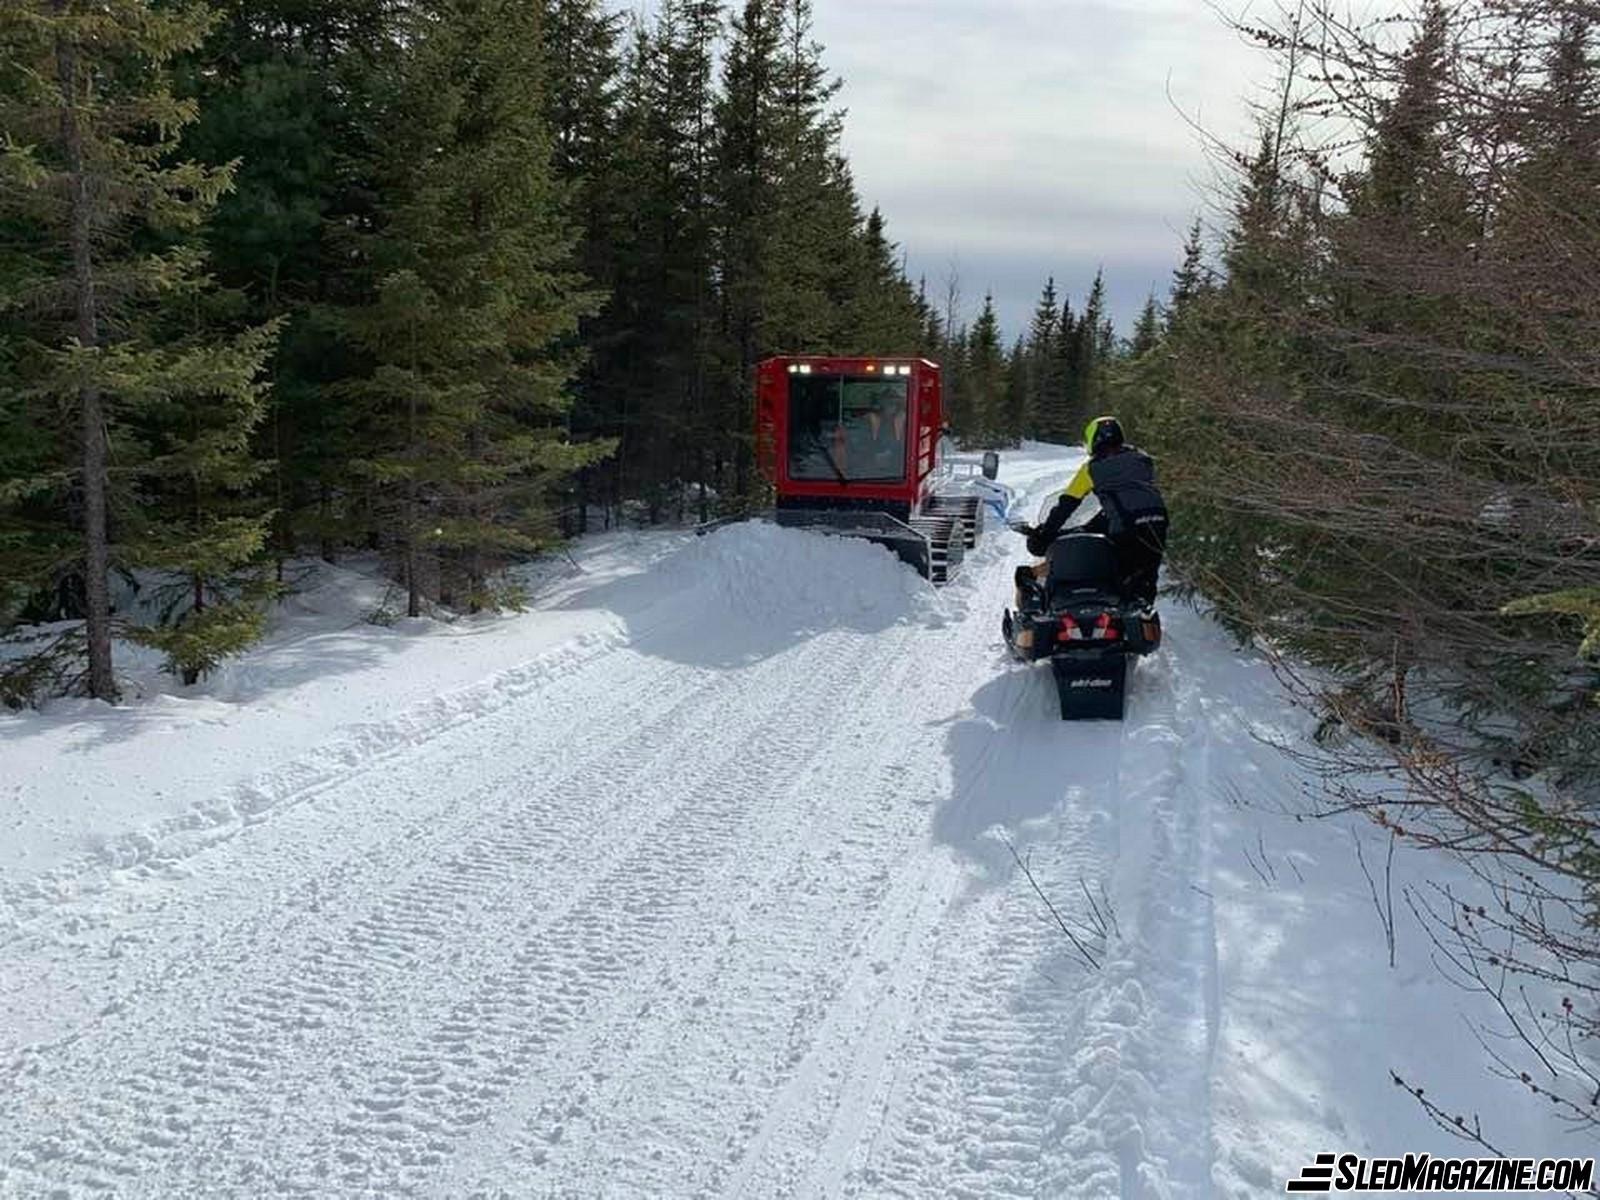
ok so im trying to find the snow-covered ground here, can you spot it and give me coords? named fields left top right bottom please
left=0, top=444, right=1584, bottom=1197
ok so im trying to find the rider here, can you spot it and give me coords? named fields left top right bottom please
left=1015, top=416, right=1169, bottom=609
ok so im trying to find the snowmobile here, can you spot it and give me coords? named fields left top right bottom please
left=1001, top=527, right=1162, bottom=720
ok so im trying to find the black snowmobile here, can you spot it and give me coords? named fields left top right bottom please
left=1002, top=530, right=1162, bottom=720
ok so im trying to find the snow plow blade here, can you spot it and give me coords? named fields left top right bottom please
left=774, top=507, right=963, bottom=584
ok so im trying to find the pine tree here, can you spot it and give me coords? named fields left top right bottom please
left=180, top=2, right=394, bottom=569
left=342, top=0, right=609, bottom=617
left=0, top=0, right=278, bottom=698
left=542, top=0, right=625, bottom=529
left=1001, top=337, right=1029, bottom=448
left=1024, top=277, right=1061, bottom=436
left=839, top=208, right=921, bottom=353
left=1037, top=294, right=1077, bottom=443
left=716, top=0, right=782, bottom=412
left=1130, top=293, right=1162, bottom=357
left=1166, top=218, right=1207, bottom=333
left=964, top=293, right=1005, bottom=444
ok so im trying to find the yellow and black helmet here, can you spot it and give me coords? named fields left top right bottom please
left=1084, top=415, right=1125, bottom=456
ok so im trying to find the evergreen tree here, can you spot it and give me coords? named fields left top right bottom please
left=541, top=0, right=626, bottom=529
left=342, top=0, right=609, bottom=617
left=1130, top=293, right=1162, bottom=357
left=543, top=0, right=626, bottom=280
left=913, top=276, right=944, bottom=358
left=1001, top=337, right=1029, bottom=447
left=1355, top=1, right=1454, bottom=227
left=1037, top=294, right=1078, bottom=442
left=1166, top=218, right=1207, bottom=333
left=180, top=2, right=393, bottom=567
left=715, top=0, right=782, bottom=435
left=762, top=0, right=842, bottom=349
left=964, top=293, right=1005, bottom=444
left=839, top=208, right=922, bottom=353
left=941, top=322, right=971, bottom=437
left=604, top=2, right=722, bottom=518
left=0, top=0, right=278, bottom=697
left=1024, top=277, right=1061, bottom=436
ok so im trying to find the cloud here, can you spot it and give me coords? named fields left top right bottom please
left=815, top=0, right=1265, bottom=335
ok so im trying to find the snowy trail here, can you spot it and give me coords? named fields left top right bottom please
left=3, top=444, right=1581, bottom=1198
left=0, top=453, right=1224, bottom=1200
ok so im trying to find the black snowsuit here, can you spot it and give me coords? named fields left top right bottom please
left=1029, top=444, right=1169, bottom=606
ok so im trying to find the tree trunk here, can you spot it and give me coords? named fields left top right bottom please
left=56, top=19, right=117, bottom=702
left=406, top=365, right=420, bottom=620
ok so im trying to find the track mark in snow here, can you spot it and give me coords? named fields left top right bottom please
left=2, top=628, right=862, bottom=1197
left=0, top=630, right=631, bottom=949
left=1041, top=649, right=1220, bottom=1199
left=440, top=630, right=942, bottom=1197
left=324, top=631, right=887, bottom=1195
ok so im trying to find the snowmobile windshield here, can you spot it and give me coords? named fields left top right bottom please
left=787, top=375, right=910, bottom=483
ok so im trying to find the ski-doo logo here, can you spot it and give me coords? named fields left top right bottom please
left=1286, top=1152, right=1594, bottom=1193
left=1068, top=677, right=1115, bottom=689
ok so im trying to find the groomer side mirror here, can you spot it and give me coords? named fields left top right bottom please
left=981, top=451, right=1000, bottom=481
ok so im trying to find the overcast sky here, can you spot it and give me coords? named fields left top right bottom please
left=810, top=0, right=1270, bottom=340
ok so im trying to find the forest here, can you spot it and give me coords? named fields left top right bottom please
left=0, top=0, right=1138, bottom=704
left=3, top=0, right=1599, bottom=1152
left=1108, top=0, right=1599, bottom=1134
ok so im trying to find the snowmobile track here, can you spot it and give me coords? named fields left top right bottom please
left=4, top=626, right=867, bottom=1196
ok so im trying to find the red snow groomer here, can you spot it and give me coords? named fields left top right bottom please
left=755, top=355, right=989, bottom=583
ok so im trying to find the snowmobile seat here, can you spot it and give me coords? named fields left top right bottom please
left=1045, top=532, right=1121, bottom=607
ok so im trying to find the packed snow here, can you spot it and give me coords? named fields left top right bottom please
left=0, top=444, right=1585, bottom=1197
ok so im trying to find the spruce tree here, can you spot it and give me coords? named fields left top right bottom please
left=342, top=0, right=609, bottom=616
left=1130, top=293, right=1161, bottom=357
left=1037, top=295, right=1078, bottom=443
left=716, top=0, right=782, bottom=401
left=180, top=2, right=394, bottom=568
left=839, top=208, right=922, bottom=353
left=1002, top=337, right=1029, bottom=447
left=542, top=0, right=625, bottom=528
left=964, top=293, right=1005, bottom=444
left=0, top=0, right=278, bottom=698
left=1024, top=277, right=1061, bottom=436
left=1166, top=218, right=1207, bottom=333
left=913, top=276, right=944, bottom=358
left=941, top=323, right=971, bottom=438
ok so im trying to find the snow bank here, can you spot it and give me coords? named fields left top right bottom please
left=656, top=522, right=937, bottom=634
left=0, top=554, right=622, bottom=878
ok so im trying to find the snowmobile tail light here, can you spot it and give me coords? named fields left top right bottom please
left=1058, top=614, right=1084, bottom=641
left=1092, top=612, right=1120, bottom=641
